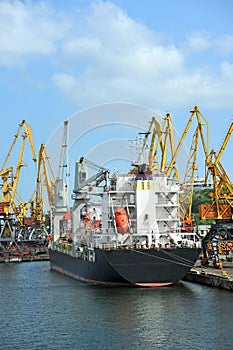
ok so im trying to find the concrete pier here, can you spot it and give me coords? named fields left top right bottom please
left=183, top=261, right=233, bottom=291
left=0, top=246, right=49, bottom=263
left=0, top=253, right=49, bottom=263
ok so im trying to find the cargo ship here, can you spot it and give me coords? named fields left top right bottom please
left=49, top=154, right=201, bottom=287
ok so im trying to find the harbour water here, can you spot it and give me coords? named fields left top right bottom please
left=0, top=261, right=232, bottom=350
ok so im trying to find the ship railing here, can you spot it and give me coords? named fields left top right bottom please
left=54, top=240, right=73, bottom=255
left=90, top=231, right=118, bottom=249
left=74, top=228, right=202, bottom=250
left=82, top=230, right=156, bottom=249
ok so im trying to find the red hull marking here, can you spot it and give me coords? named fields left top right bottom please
left=135, top=282, right=173, bottom=287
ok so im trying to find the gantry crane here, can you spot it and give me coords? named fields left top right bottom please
left=179, top=127, right=199, bottom=231
left=179, top=117, right=209, bottom=232
left=30, top=143, right=56, bottom=218
left=0, top=120, right=36, bottom=242
left=165, top=106, right=209, bottom=178
left=132, top=112, right=177, bottom=179
left=163, top=106, right=209, bottom=233
left=134, top=106, right=209, bottom=234
left=0, top=121, right=36, bottom=231
left=21, top=143, right=56, bottom=241
left=200, top=122, right=233, bottom=220
left=142, top=106, right=209, bottom=228
left=199, top=122, right=233, bottom=268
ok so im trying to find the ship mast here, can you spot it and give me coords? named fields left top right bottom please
left=53, top=119, right=70, bottom=242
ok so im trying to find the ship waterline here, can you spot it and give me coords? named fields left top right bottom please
left=49, top=236, right=201, bottom=287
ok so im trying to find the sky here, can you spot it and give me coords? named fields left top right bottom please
left=1, top=0, right=233, bottom=201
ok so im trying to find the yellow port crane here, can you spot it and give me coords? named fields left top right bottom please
left=160, top=113, right=175, bottom=173
left=199, top=122, right=233, bottom=220
left=133, top=112, right=176, bottom=178
left=146, top=116, right=164, bottom=172
left=29, top=143, right=56, bottom=225
left=179, top=127, right=199, bottom=230
left=0, top=120, right=37, bottom=225
left=135, top=106, right=209, bottom=231
left=131, top=106, right=210, bottom=235
left=163, top=106, right=209, bottom=231
left=199, top=121, right=233, bottom=268
left=165, top=106, right=209, bottom=179
left=180, top=118, right=209, bottom=230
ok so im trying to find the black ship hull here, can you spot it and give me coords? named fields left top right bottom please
left=49, top=247, right=201, bottom=287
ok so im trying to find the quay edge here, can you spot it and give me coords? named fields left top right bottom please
left=183, top=261, right=233, bottom=291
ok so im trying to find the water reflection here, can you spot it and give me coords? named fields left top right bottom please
left=0, top=263, right=232, bottom=350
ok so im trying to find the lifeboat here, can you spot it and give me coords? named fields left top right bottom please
left=114, top=208, right=129, bottom=234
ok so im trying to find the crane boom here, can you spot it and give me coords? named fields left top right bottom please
left=166, top=106, right=209, bottom=177
left=214, top=123, right=233, bottom=165
left=1, top=120, right=36, bottom=171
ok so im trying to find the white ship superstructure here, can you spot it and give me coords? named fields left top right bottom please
left=70, top=159, right=184, bottom=251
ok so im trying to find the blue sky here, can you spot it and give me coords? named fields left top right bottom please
left=1, top=0, right=233, bottom=200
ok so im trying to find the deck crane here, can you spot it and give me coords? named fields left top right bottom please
left=52, top=120, right=71, bottom=242
left=199, top=122, right=233, bottom=268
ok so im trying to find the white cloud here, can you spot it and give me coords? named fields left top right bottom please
left=1, top=0, right=233, bottom=109
left=186, top=31, right=211, bottom=52
left=0, top=0, right=67, bottom=66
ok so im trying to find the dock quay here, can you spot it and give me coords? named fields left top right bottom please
left=0, top=253, right=49, bottom=263
left=0, top=245, right=49, bottom=263
left=183, top=260, right=233, bottom=291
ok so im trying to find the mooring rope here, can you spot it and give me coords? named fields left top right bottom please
left=160, top=248, right=197, bottom=265
left=131, top=248, right=195, bottom=268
